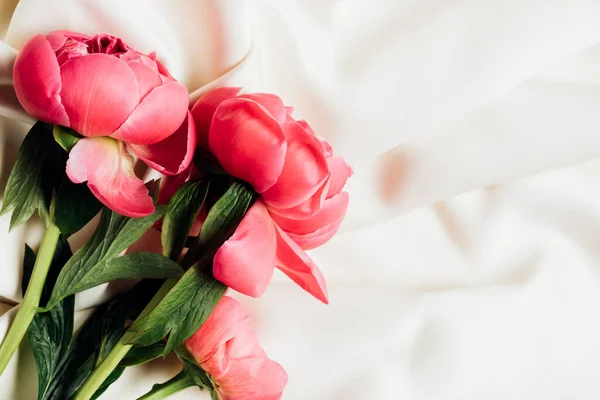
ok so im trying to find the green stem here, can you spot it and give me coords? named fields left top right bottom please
left=74, top=278, right=178, bottom=400
left=0, top=222, right=60, bottom=375
left=137, top=370, right=196, bottom=400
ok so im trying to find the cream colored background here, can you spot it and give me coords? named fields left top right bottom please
left=3, top=1, right=600, bottom=399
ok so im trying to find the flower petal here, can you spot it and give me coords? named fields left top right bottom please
left=209, top=98, right=287, bottom=193
left=186, top=296, right=250, bottom=374
left=271, top=191, right=349, bottom=236
left=213, top=201, right=276, bottom=298
left=44, top=32, right=67, bottom=51
left=280, top=192, right=350, bottom=250
left=156, top=166, right=195, bottom=205
left=298, top=120, right=333, bottom=157
left=66, top=137, right=154, bottom=217
left=266, top=178, right=329, bottom=221
left=59, top=53, right=139, bottom=136
left=327, top=156, right=353, bottom=198
left=191, top=87, right=242, bottom=148
left=110, top=81, right=189, bottom=145
left=13, top=35, right=69, bottom=126
left=274, top=225, right=328, bottom=303
left=219, top=357, right=288, bottom=400
left=128, top=110, right=196, bottom=175
left=237, top=93, right=286, bottom=123
left=261, top=120, right=330, bottom=210
left=126, top=60, right=162, bottom=99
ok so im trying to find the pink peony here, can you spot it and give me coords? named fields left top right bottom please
left=185, top=296, right=287, bottom=400
left=189, top=88, right=352, bottom=303
left=13, top=31, right=195, bottom=217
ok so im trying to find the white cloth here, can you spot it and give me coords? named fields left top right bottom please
left=3, top=0, right=600, bottom=399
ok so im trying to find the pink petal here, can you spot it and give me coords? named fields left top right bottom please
left=66, top=137, right=154, bottom=217
left=266, top=178, right=329, bottom=221
left=110, top=81, right=189, bottom=145
left=190, top=87, right=242, bottom=148
left=280, top=192, right=350, bottom=250
left=13, top=35, right=69, bottom=126
left=128, top=110, right=196, bottom=175
left=59, top=53, right=139, bottom=136
left=126, top=61, right=162, bottom=99
left=156, top=166, right=194, bottom=205
left=271, top=191, right=349, bottom=236
left=297, top=120, right=333, bottom=157
left=186, top=296, right=250, bottom=373
left=209, top=98, right=287, bottom=193
left=261, top=121, right=329, bottom=210
left=53, top=30, right=92, bottom=41
left=44, top=32, right=67, bottom=51
left=286, top=220, right=344, bottom=250
left=275, top=225, right=328, bottom=303
left=237, top=93, right=286, bottom=123
left=327, top=156, right=353, bottom=198
left=219, top=358, right=288, bottom=400
left=213, top=202, right=276, bottom=298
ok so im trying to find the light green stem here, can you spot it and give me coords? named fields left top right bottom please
left=74, top=278, right=178, bottom=400
left=0, top=223, right=60, bottom=376
left=137, top=370, right=195, bottom=400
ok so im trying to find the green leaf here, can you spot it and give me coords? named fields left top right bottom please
left=48, top=252, right=183, bottom=307
left=53, top=125, right=80, bottom=152
left=137, top=349, right=217, bottom=399
left=46, top=206, right=166, bottom=309
left=126, top=258, right=227, bottom=355
left=29, top=296, right=75, bottom=400
left=1, top=122, right=53, bottom=230
left=182, top=181, right=254, bottom=267
left=54, top=179, right=102, bottom=238
left=48, top=280, right=163, bottom=399
left=121, top=342, right=166, bottom=367
left=162, top=180, right=210, bottom=260
left=198, top=181, right=254, bottom=249
left=174, top=346, right=215, bottom=390
left=22, top=240, right=75, bottom=400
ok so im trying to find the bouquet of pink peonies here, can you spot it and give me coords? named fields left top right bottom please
left=0, top=31, right=351, bottom=400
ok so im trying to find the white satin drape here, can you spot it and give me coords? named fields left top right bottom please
left=3, top=1, right=600, bottom=399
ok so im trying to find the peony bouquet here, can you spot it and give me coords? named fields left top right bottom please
left=0, top=31, right=351, bottom=399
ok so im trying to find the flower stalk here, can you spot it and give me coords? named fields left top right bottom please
left=137, top=370, right=196, bottom=400
left=74, top=278, right=178, bottom=400
left=0, top=222, right=61, bottom=374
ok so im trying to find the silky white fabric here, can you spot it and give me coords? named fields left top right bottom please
left=3, top=0, right=600, bottom=399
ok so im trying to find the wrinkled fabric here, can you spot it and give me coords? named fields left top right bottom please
left=3, top=1, right=600, bottom=399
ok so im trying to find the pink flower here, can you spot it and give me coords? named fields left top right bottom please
left=185, top=296, right=288, bottom=400
left=13, top=31, right=194, bottom=217
left=190, top=88, right=352, bottom=303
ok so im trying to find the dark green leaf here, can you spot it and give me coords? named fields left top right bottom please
left=121, top=342, right=166, bottom=367
left=174, top=346, right=215, bottom=390
left=162, top=180, right=210, bottom=260
left=182, top=181, right=254, bottom=267
left=54, top=179, right=102, bottom=238
left=53, top=125, right=80, bottom=152
left=48, top=280, right=163, bottom=399
left=48, top=252, right=183, bottom=307
left=198, top=181, right=254, bottom=249
left=1, top=122, right=53, bottom=230
left=46, top=206, right=166, bottom=309
left=126, top=258, right=227, bottom=355
left=29, top=296, right=75, bottom=400
left=22, top=240, right=75, bottom=400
